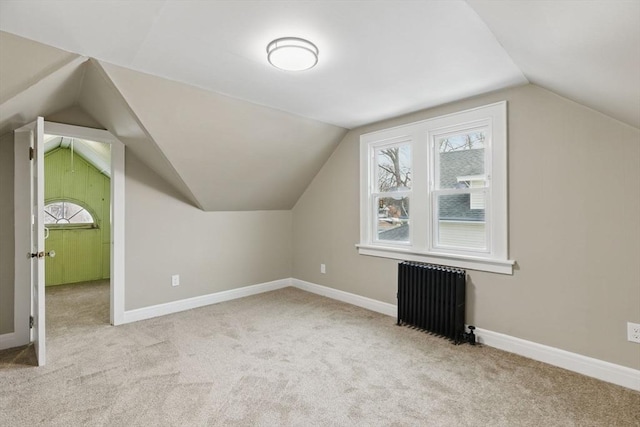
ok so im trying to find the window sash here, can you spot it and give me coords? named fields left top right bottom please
left=359, top=101, right=512, bottom=274
left=371, top=190, right=412, bottom=245
left=431, top=188, right=490, bottom=253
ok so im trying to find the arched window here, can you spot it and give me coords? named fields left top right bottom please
left=44, top=201, right=97, bottom=228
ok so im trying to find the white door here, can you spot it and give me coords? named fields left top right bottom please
left=15, top=117, right=46, bottom=366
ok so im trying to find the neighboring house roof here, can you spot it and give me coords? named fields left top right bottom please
left=438, top=148, right=485, bottom=222
left=378, top=223, right=409, bottom=241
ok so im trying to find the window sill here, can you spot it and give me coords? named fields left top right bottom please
left=46, top=224, right=98, bottom=230
left=356, top=244, right=515, bottom=275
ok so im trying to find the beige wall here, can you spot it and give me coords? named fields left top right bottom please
left=2, top=81, right=637, bottom=373
left=124, top=151, right=292, bottom=310
left=292, top=84, right=640, bottom=370
left=0, top=133, right=15, bottom=334
left=0, top=135, right=292, bottom=335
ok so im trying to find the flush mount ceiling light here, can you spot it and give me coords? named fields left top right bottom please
left=267, top=37, right=318, bottom=71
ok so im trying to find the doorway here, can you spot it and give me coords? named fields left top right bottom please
left=43, top=134, right=112, bottom=328
left=12, top=120, right=125, bottom=365
left=43, top=122, right=125, bottom=327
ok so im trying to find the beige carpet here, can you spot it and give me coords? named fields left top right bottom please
left=0, top=281, right=638, bottom=426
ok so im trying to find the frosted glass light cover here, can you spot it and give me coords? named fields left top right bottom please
left=267, top=37, right=318, bottom=71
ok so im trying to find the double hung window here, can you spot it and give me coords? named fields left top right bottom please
left=358, top=102, right=513, bottom=274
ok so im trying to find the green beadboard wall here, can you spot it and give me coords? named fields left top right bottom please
left=44, top=148, right=110, bottom=286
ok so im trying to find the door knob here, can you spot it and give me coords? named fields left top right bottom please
left=27, top=251, right=56, bottom=258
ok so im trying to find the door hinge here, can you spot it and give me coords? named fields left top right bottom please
left=29, top=147, right=34, bottom=160
left=29, top=315, right=34, bottom=329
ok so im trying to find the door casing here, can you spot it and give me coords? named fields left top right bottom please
left=9, top=120, right=125, bottom=359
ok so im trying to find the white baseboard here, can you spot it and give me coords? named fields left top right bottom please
left=291, top=278, right=397, bottom=317
left=291, top=278, right=640, bottom=392
left=472, top=327, right=640, bottom=392
left=122, top=278, right=291, bottom=324
left=119, top=276, right=639, bottom=391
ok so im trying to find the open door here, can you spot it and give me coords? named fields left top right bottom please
left=15, top=117, right=47, bottom=366
left=12, top=119, right=125, bottom=363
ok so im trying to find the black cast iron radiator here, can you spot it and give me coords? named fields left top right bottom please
left=397, top=261, right=475, bottom=345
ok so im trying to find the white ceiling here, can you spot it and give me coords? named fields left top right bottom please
left=2, top=1, right=637, bottom=129
left=468, top=0, right=640, bottom=129
left=0, top=1, right=637, bottom=212
left=0, top=0, right=531, bottom=129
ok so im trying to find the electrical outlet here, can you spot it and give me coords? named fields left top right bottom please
left=628, top=322, right=640, bottom=343
left=171, top=274, right=180, bottom=287
left=320, top=264, right=326, bottom=274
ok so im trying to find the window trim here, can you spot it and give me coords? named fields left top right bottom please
left=358, top=101, right=515, bottom=275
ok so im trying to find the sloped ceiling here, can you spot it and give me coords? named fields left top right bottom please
left=1, top=1, right=638, bottom=211
left=76, top=58, right=203, bottom=208
left=0, top=32, right=84, bottom=136
left=467, top=0, right=640, bottom=129
left=0, top=0, right=528, bottom=129
left=1, top=1, right=637, bottom=129
left=0, top=29, right=77, bottom=105
left=101, top=62, right=346, bottom=211
left=0, top=32, right=201, bottom=208
left=0, top=31, right=346, bottom=210
left=44, top=135, right=111, bottom=177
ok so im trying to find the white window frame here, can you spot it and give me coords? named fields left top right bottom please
left=357, top=101, right=514, bottom=274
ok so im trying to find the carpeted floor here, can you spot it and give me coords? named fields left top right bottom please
left=0, top=281, right=638, bottom=426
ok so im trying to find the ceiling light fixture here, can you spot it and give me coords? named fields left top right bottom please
left=267, top=37, right=318, bottom=71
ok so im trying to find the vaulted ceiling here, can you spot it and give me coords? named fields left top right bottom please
left=1, top=1, right=638, bottom=211
left=0, top=33, right=346, bottom=210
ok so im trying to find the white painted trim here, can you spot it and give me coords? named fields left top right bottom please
left=291, top=278, right=397, bottom=317
left=109, top=139, right=125, bottom=326
left=472, top=327, right=640, bottom=392
left=44, top=122, right=117, bottom=143
left=291, top=278, right=640, bottom=391
left=122, top=279, right=291, bottom=324
left=356, top=244, right=514, bottom=275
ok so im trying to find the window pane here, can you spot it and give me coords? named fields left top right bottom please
left=63, top=202, right=83, bottom=221
left=377, top=196, right=410, bottom=242
left=437, top=131, right=485, bottom=190
left=44, top=201, right=95, bottom=225
left=436, top=193, right=486, bottom=250
left=44, top=205, right=61, bottom=224
left=69, top=208, right=94, bottom=224
left=376, top=145, right=411, bottom=192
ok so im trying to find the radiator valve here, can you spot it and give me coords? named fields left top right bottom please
left=464, top=325, right=476, bottom=345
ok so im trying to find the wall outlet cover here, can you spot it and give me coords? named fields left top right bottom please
left=320, top=264, right=326, bottom=274
left=627, top=322, right=640, bottom=344
left=172, top=274, right=180, bottom=287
